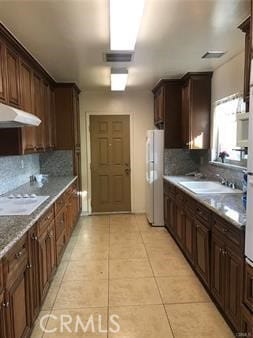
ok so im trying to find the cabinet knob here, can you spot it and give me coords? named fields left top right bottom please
left=222, top=228, right=228, bottom=233
left=26, top=264, right=32, bottom=269
left=15, top=251, right=22, bottom=259
left=3, top=302, right=9, bottom=308
left=32, top=235, right=38, bottom=241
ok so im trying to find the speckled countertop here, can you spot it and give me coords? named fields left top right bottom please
left=164, top=176, right=246, bottom=229
left=0, top=176, right=77, bottom=259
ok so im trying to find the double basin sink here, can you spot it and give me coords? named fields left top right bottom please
left=179, top=181, right=242, bottom=195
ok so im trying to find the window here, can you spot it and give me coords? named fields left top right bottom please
left=213, top=94, right=247, bottom=164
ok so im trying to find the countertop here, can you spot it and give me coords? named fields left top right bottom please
left=163, top=176, right=246, bottom=229
left=0, top=176, right=77, bottom=259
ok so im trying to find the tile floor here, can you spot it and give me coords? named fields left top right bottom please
left=32, top=214, right=234, bottom=338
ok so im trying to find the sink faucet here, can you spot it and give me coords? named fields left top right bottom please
left=216, top=174, right=227, bottom=186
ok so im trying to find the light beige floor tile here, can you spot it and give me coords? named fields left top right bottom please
left=156, top=276, right=210, bottom=304
left=149, top=255, right=194, bottom=277
left=165, top=302, right=234, bottom=338
left=71, top=244, right=109, bottom=261
left=109, top=223, right=139, bottom=233
left=109, top=259, right=153, bottom=279
left=79, top=215, right=110, bottom=226
left=109, top=305, right=173, bottom=338
left=109, top=278, right=162, bottom=306
left=109, top=214, right=137, bottom=226
left=43, top=307, right=108, bottom=337
left=42, top=285, right=60, bottom=310
left=31, top=311, right=50, bottom=338
left=51, top=261, right=69, bottom=287
left=109, top=243, right=147, bottom=260
left=110, top=232, right=143, bottom=246
left=54, top=280, right=108, bottom=309
left=141, top=231, right=174, bottom=246
left=63, top=260, right=108, bottom=281
left=75, top=233, right=109, bottom=247
left=145, top=242, right=183, bottom=259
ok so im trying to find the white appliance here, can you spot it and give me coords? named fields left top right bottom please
left=245, top=61, right=253, bottom=267
left=0, top=103, right=41, bottom=128
left=145, top=130, right=164, bottom=226
left=0, top=194, right=49, bottom=216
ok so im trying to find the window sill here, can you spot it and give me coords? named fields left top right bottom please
left=209, top=161, right=247, bottom=172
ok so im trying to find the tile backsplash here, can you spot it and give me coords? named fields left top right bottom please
left=0, top=154, right=40, bottom=195
left=164, top=148, right=245, bottom=190
left=40, top=150, right=73, bottom=176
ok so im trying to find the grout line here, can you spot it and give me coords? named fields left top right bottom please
left=141, top=227, right=176, bottom=338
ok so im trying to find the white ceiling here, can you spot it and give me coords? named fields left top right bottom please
left=0, top=0, right=250, bottom=91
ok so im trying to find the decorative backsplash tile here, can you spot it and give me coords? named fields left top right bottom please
left=40, top=150, right=73, bottom=176
left=0, top=154, right=40, bottom=195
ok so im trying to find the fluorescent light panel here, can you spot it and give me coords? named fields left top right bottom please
left=111, top=69, right=128, bottom=91
left=110, top=0, right=145, bottom=51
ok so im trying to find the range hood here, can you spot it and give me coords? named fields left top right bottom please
left=0, top=103, right=41, bottom=128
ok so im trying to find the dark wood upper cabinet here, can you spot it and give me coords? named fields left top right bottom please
left=6, top=46, right=21, bottom=108
left=0, top=39, right=7, bottom=103
left=19, top=59, right=36, bottom=154
left=238, top=17, right=251, bottom=110
left=41, top=80, right=51, bottom=150
left=33, top=73, right=45, bottom=151
left=153, top=73, right=212, bottom=149
left=181, top=72, right=212, bottom=149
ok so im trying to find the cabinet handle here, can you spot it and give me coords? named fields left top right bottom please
left=3, top=302, right=9, bottom=308
left=15, top=251, right=22, bottom=259
left=223, top=249, right=227, bottom=256
left=222, top=228, right=228, bottom=233
left=32, top=235, right=38, bottom=241
left=26, top=264, right=32, bottom=269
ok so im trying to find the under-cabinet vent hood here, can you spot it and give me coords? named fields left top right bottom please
left=0, top=103, right=41, bottom=128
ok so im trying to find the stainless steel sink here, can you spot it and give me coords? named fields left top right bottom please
left=179, top=181, right=242, bottom=194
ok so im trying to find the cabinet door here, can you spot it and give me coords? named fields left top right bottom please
left=195, top=221, right=210, bottom=286
left=33, top=73, right=45, bottom=151
left=0, top=39, right=7, bottom=103
left=0, top=292, right=6, bottom=338
left=154, top=86, right=165, bottom=126
left=73, top=90, right=81, bottom=148
left=20, top=59, right=36, bottom=154
left=225, top=248, right=243, bottom=330
left=241, top=304, right=253, bottom=337
left=46, top=221, right=56, bottom=280
left=6, top=46, right=21, bottom=108
left=175, top=206, right=185, bottom=247
left=27, top=228, right=40, bottom=324
left=244, top=261, right=253, bottom=312
left=42, top=81, right=51, bottom=150
left=5, top=267, right=31, bottom=338
left=164, top=194, right=169, bottom=227
left=181, top=82, right=190, bottom=148
left=211, top=234, right=226, bottom=308
left=49, top=87, right=56, bottom=149
left=184, top=212, right=195, bottom=263
left=38, top=229, right=50, bottom=303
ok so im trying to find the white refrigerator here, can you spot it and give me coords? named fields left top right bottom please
left=246, top=73, right=253, bottom=267
left=145, top=130, right=164, bottom=226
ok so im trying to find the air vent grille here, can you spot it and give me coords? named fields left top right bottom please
left=202, top=51, right=226, bottom=59
left=104, top=52, right=133, bottom=62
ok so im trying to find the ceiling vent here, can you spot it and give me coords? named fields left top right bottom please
left=104, top=52, right=134, bottom=62
left=202, top=51, right=226, bottom=59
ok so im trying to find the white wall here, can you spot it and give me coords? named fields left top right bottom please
left=80, top=90, right=154, bottom=214
left=211, top=51, right=244, bottom=103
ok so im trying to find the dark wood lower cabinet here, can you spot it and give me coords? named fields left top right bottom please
left=0, top=291, right=6, bottom=338
left=163, top=179, right=246, bottom=334
left=195, top=220, right=210, bottom=287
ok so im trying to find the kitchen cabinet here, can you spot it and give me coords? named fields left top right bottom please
left=241, top=303, right=253, bottom=337
left=195, top=219, right=210, bottom=286
left=239, top=17, right=251, bottom=110
left=3, top=236, right=31, bottom=338
left=0, top=289, right=6, bottom=338
left=0, top=39, right=7, bottom=103
left=163, top=179, right=245, bottom=334
left=152, top=80, right=182, bottom=147
left=6, top=45, right=21, bottom=108
left=19, top=59, right=36, bottom=154
left=55, top=205, right=67, bottom=265
left=244, top=261, right=253, bottom=312
left=33, top=73, right=44, bottom=152
left=181, top=72, right=212, bottom=149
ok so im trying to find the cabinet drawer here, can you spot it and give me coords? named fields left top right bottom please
left=55, top=208, right=66, bottom=239
left=55, top=194, right=65, bottom=215
left=3, top=236, right=28, bottom=288
left=195, top=203, right=211, bottom=227
left=37, top=206, right=54, bottom=235
left=213, top=216, right=244, bottom=253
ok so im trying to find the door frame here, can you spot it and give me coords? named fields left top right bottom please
left=85, top=111, right=134, bottom=214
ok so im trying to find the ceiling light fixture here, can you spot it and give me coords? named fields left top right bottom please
left=111, top=68, right=128, bottom=91
left=202, top=51, right=226, bottom=59
left=110, top=0, right=145, bottom=51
